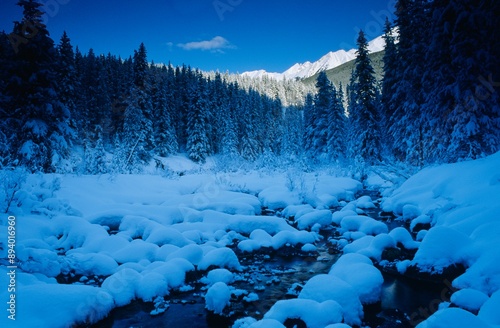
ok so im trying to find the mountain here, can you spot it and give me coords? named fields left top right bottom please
left=241, top=33, right=387, bottom=81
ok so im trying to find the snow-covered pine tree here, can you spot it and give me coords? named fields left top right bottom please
left=119, top=43, right=155, bottom=171
left=220, top=82, right=239, bottom=157
left=380, top=18, right=398, bottom=157
left=84, top=125, right=107, bottom=174
left=0, top=31, right=14, bottom=166
left=312, top=71, right=333, bottom=157
left=239, top=88, right=260, bottom=161
left=282, top=105, right=304, bottom=159
left=439, top=0, right=500, bottom=161
left=186, top=72, right=211, bottom=162
left=152, top=65, right=178, bottom=157
left=349, top=30, right=382, bottom=165
left=326, top=83, right=347, bottom=161
left=132, top=43, right=155, bottom=153
left=6, top=0, right=73, bottom=172
left=302, top=93, right=315, bottom=153
left=56, top=32, right=78, bottom=122
left=389, top=0, right=430, bottom=166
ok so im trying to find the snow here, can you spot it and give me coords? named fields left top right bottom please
left=205, top=282, right=231, bottom=314
left=295, top=209, right=332, bottom=230
left=478, top=289, right=500, bottom=325
left=417, top=308, right=492, bottom=328
left=298, top=274, right=363, bottom=326
left=201, top=268, right=234, bottom=285
left=412, top=226, right=475, bottom=272
left=264, top=298, right=343, bottom=328
left=340, top=215, right=388, bottom=235
left=198, top=247, right=242, bottom=271
left=329, top=253, right=383, bottom=304
left=450, top=288, right=489, bottom=312
left=3, top=151, right=500, bottom=327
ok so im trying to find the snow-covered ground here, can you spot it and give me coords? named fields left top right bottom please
left=1, top=152, right=500, bottom=327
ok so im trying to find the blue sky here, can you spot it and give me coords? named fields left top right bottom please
left=1, top=0, right=395, bottom=73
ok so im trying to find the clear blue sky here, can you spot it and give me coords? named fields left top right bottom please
left=1, top=0, right=395, bottom=73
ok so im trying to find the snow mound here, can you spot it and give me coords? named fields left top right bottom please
left=416, top=308, right=491, bottom=328
left=340, top=215, right=388, bottom=235
left=329, top=254, right=383, bottom=304
left=198, top=247, right=242, bottom=271
left=298, top=274, right=363, bottom=326
left=264, top=298, right=343, bottom=328
left=258, top=186, right=301, bottom=210
left=412, top=226, right=474, bottom=272
left=451, top=288, right=489, bottom=312
left=295, top=209, right=332, bottom=230
left=205, top=282, right=231, bottom=314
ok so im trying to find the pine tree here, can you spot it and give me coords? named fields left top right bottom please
left=426, top=0, right=500, bottom=161
left=186, top=73, right=211, bottom=162
left=326, top=83, right=347, bottom=160
left=56, top=32, right=77, bottom=117
left=312, top=71, right=333, bottom=157
left=389, top=0, right=430, bottom=165
left=152, top=65, right=178, bottom=157
left=349, top=30, right=382, bottom=164
left=239, top=88, right=260, bottom=161
left=220, top=82, right=239, bottom=157
left=302, top=93, right=315, bottom=152
left=6, top=0, right=73, bottom=172
left=85, top=125, right=107, bottom=174
left=380, top=18, right=398, bottom=156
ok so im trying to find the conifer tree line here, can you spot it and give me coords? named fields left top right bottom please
left=304, top=0, right=500, bottom=167
left=0, top=0, right=299, bottom=173
left=1, top=0, right=499, bottom=174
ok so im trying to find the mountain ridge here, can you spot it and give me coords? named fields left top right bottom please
left=241, top=33, right=387, bottom=81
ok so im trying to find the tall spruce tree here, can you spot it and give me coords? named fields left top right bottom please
left=425, top=0, right=500, bottom=161
left=6, top=0, right=73, bottom=172
left=380, top=18, right=398, bottom=156
left=186, top=73, right=211, bottom=162
left=152, top=65, right=178, bottom=157
left=349, top=30, right=382, bottom=164
left=303, top=93, right=315, bottom=153
left=326, top=83, right=347, bottom=160
left=312, top=71, right=333, bottom=157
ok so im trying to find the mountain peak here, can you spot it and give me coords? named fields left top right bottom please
left=241, top=32, right=391, bottom=81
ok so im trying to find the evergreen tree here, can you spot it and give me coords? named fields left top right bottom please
left=186, top=73, right=211, bottom=162
left=152, top=65, right=178, bottom=157
left=282, top=106, right=304, bottom=158
left=380, top=18, right=398, bottom=155
left=239, top=88, right=260, bottom=161
left=85, top=125, right=107, bottom=174
left=349, top=30, right=382, bottom=164
left=302, top=93, right=315, bottom=152
left=389, top=0, right=430, bottom=165
left=311, top=71, right=333, bottom=157
left=220, top=82, right=239, bottom=157
left=56, top=32, right=77, bottom=116
left=6, top=0, right=73, bottom=172
left=425, top=0, right=500, bottom=161
left=326, top=83, right=347, bottom=160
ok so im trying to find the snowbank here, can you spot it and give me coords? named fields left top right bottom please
left=383, top=152, right=500, bottom=327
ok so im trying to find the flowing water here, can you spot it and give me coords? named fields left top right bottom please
left=88, top=191, right=447, bottom=328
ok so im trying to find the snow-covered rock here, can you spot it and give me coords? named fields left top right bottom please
left=205, top=282, right=231, bottom=314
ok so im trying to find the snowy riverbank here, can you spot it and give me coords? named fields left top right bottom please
left=1, top=152, right=499, bottom=327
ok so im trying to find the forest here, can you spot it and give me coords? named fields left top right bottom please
left=0, top=0, right=499, bottom=174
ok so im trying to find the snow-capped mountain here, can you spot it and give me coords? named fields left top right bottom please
left=242, top=33, right=387, bottom=80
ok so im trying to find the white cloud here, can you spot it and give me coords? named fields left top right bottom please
left=177, top=36, right=236, bottom=53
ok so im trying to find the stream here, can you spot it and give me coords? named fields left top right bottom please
left=86, top=191, right=448, bottom=328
